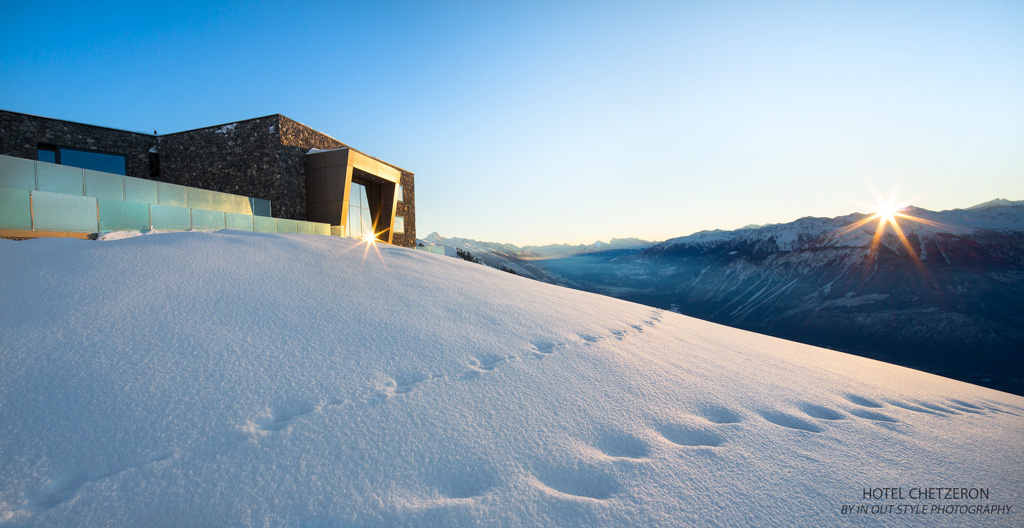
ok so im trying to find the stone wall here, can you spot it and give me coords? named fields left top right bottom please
left=393, top=172, right=416, bottom=247
left=157, top=115, right=310, bottom=220
left=279, top=115, right=349, bottom=151
left=0, top=110, right=156, bottom=179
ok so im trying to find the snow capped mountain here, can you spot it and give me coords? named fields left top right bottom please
left=1, top=231, right=1021, bottom=526
left=533, top=200, right=1024, bottom=394
left=969, top=198, right=1024, bottom=210
left=422, top=232, right=653, bottom=259
left=418, top=233, right=653, bottom=282
left=418, top=232, right=563, bottom=282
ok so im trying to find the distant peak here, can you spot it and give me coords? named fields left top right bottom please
left=968, top=198, right=1024, bottom=210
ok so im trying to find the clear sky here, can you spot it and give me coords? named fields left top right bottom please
left=2, top=1, right=1022, bottom=245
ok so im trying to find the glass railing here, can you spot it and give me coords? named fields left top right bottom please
left=0, top=154, right=329, bottom=236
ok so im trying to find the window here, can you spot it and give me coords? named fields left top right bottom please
left=397, top=184, right=404, bottom=202
left=347, top=182, right=374, bottom=239
left=37, top=144, right=57, bottom=163
left=59, top=148, right=126, bottom=175
left=36, top=144, right=127, bottom=175
left=394, top=216, right=405, bottom=234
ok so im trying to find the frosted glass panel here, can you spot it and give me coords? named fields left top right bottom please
left=191, top=209, right=225, bottom=230
left=124, top=176, right=158, bottom=204
left=0, top=187, right=32, bottom=230
left=31, top=191, right=97, bottom=232
left=187, top=187, right=213, bottom=211
left=98, top=200, right=150, bottom=231
left=36, top=163, right=84, bottom=195
left=254, top=216, right=277, bottom=233
left=84, top=170, right=124, bottom=200
left=225, top=212, right=254, bottom=231
left=0, top=155, right=36, bottom=190
left=158, top=182, right=187, bottom=208
left=211, top=191, right=234, bottom=213
left=150, top=204, right=191, bottom=230
left=277, top=219, right=298, bottom=233
left=234, top=195, right=253, bottom=215
left=251, top=198, right=271, bottom=217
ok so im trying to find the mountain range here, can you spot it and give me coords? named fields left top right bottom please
left=426, top=199, right=1024, bottom=395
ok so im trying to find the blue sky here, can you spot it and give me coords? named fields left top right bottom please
left=2, top=1, right=1022, bottom=245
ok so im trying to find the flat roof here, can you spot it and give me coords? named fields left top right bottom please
left=0, top=109, right=413, bottom=175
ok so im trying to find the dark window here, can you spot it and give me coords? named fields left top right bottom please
left=58, top=147, right=126, bottom=175
left=149, top=152, right=160, bottom=179
left=36, top=144, right=127, bottom=175
left=37, top=144, right=57, bottom=163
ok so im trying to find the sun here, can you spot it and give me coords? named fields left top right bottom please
left=835, top=187, right=952, bottom=273
left=875, top=201, right=899, bottom=224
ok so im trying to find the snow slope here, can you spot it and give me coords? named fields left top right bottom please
left=1, top=231, right=1022, bottom=527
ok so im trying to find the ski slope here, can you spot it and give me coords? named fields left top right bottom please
left=1, top=231, right=1021, bottom=527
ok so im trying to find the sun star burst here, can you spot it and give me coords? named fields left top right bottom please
left=835, top=190, right=953, bottom=275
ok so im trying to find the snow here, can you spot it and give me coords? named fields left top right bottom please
left=214, top=123, right=237, bottom=135
left=968, top=198, right=1024, bottom=210
left=1, top=231, right=1022, bottom=527
left=306, top=147, right=349, bottom=155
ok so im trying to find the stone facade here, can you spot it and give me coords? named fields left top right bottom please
left=0, top=110, right=416, bottom=247
left=157, top=116, right=305, bottom=220
left=0, top=111, right=156, bottom=180
left=393, top=170, right=416, bottom=247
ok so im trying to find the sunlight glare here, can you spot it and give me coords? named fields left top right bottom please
left=875, top=201, right=899, bottom=224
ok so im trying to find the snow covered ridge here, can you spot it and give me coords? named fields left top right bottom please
left=658, top=200, right=1024, bottom=253
left=1, top=231, right=1023, bottom=527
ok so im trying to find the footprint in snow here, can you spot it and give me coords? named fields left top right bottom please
left=844, top=394, right=884, bottom=408
left=256, top=401, right=318, bottom=432
left=28, top=451, right=173, bottom=511
left=756, top=410, right=823, bottom=433
left=378, top=373, right=439, bottom=399
left=531, top=465, right=619, bottom=501
left=798, top=403, right=845, bottom=421
left=698, top=406, right=745, bottom=424
left=884, top=400, right=945, bottom=416
left=462, top=355, right=515, bottom=379
left=531, top=340, right=564, bottom=356
left=945, top=400, right=987, bottom=415
left=656, top=422, right=726, bottom=447
left=594, top=432, right=652, bottom=459
left=915, top=401, right=962, bottom=415
left=846, top=408, right=900, bottom=423
left=978, top=402, right=1020, bottom=416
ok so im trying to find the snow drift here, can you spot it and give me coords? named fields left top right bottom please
left=1, top=231, right=1022, bottom=527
